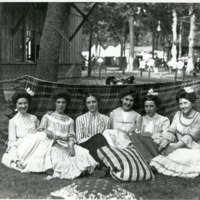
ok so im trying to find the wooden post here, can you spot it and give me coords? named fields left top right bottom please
left=148, top=69, right=151, bottom=80
left=182, top=67, right=186, bottom=81
left=175, top=69, right=178, bottom=81
left=140, top=68, right=143, bottom=77
left=99, top=64, right=101, bottom=79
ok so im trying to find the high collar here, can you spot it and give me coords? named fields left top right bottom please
left=146, top=113, right=158, bottom=120
left=88, top=111, right=99, bottom=117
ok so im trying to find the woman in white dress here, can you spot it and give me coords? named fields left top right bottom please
left=39, top=89, right=98, bottom=179
left=103, top=86, right=141, bottom=149
left=1, top=89, right=52, bottom=172
left=150, top=87, right=200, bottom=178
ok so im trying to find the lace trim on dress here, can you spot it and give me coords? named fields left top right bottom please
left=179, top=111, right=200, bottom=127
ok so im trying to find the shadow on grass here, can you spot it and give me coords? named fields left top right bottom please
left=1, top=148, right=200, bottom=199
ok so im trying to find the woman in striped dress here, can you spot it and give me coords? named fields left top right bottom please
left=150, top=87, right=200, bottom=178
left=76, top=91, right=110, bottom=177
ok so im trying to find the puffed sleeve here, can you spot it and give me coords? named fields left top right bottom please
left=180, top=114, right=200, bottom=148
left=8, top=120, right=18, bottom=162
left=75, top=116, right=84, bottom=143
left=105, top=116, right=111, bottom=129
left=161, top=116, right=170, bottom=133
left=162, top=112, right=179, bottom=142
left=109, top=111, right=114, bottom=129
left=136, top=114, right=142, bottom=132
left=33, top=115, right=40, bottom=129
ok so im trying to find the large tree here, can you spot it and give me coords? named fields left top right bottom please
left=187, top=4, right=195, bottom=73
left=36, top=3, right=69, bottom=81
left=0, top=3, right=5, bottom=105
left=171, top=8, right=178, bottom=68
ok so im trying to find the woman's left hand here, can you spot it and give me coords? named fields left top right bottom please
left=68, top=140, right=75, bottom=157
left=161, top=144, right=176, bottom=156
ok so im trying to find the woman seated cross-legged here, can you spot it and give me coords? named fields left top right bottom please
left=150, top=87, right=200, bottom=178
left=131, top=88, right=170, bottom=163
left=102, top=86, right=142, bottom=149
left=76, top=91, right=110, bottom=177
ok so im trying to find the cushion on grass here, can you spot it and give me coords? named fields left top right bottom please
left=97, top=146, right=155, bottom=182
left=50, top=179, right=137, bottom=199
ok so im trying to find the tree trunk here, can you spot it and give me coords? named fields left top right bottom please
left=36, top=3, right=69, bottom=81
left=120, top=23, right=126, bottom=70
left=126, top=15, right=134, bottom=72
left=88, top=24, right=93, bottom=77
left=152, top=31, right=155, bottom=58
left=178, top=20, right=183, bottom=59
left=187, top=4, right=195, bottom=73
left=0, top=3, right=6, bottom=105
left=171, top=8, right=177, bottom=68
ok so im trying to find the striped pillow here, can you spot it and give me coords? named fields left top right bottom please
left=97, top=146, right=154, bottom=182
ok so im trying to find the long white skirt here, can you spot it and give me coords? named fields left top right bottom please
left=50, top=144, right=98, bottom=179
left=150, top=148, right=200, bottom=178
left=2, top=132, right=53, bottom=173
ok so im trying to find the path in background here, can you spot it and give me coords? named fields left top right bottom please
left=3, top=66, right=198, bottom=101
left=59, top=66, right=198, bottom=85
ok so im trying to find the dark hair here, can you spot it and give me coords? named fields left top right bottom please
left=176, top=88, right=196, bottom=104
left=143, top=95, right=161, bottom=107
left=52, top=88, right=71, bottom=106
left=12, top=89, right=32, bottom=105
left=83, top=90, right=100, bottom=104
left=120, top=86, right=138, bottom=101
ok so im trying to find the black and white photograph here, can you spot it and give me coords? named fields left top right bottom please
left=0, top=1, right=200, bottom=199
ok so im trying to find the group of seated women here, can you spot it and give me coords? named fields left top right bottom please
left=2, top=84, right=200, bottom=180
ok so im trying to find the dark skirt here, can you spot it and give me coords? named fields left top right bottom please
left=130, top=134, right=159, bottom=163
left=79, top=133, right=109, bottom=168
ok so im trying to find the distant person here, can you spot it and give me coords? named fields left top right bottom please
left=124, top=76, right=136, bottom=84
left=139, top=57, right=146, bottom=71
left=105, top=76, right=117, bottom=85
left=176, top=59, right=184, bottom=72
left=97, top=57, right=104, bottom=67
left=146, top=57, right=155, bottom=72
left=194, top=57, right=200, bottom=73
left=167, top=59, right=176, bottom=73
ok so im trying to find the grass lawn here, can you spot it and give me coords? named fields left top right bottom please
left=1, top=149, right=200, bottom=199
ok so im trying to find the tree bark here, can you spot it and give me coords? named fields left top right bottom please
left=88, top=24, right=93, bottom=77
left=187, top=4, right=195, bottom=73
left=152, top=31, right=155, bottom=58
left=126, top=15, right=134, bottom=72
left=0, top=3, right=6, bottom=105
left=36, top=3, right=69, bottom=81
left=120, top=23, right=126, bottom=70
left=171, top=8, right=177, bottom=68
left=178, top=20, right=183, bottom=59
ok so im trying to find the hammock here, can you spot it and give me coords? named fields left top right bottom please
left=19, top=75, right=200, bottom=120
left=0, top=75, right=200, bottom=147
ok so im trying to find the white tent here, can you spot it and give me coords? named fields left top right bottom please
left=104, top=46, right=117, bottom=57
left=91, top=45, right=106, bottom=57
